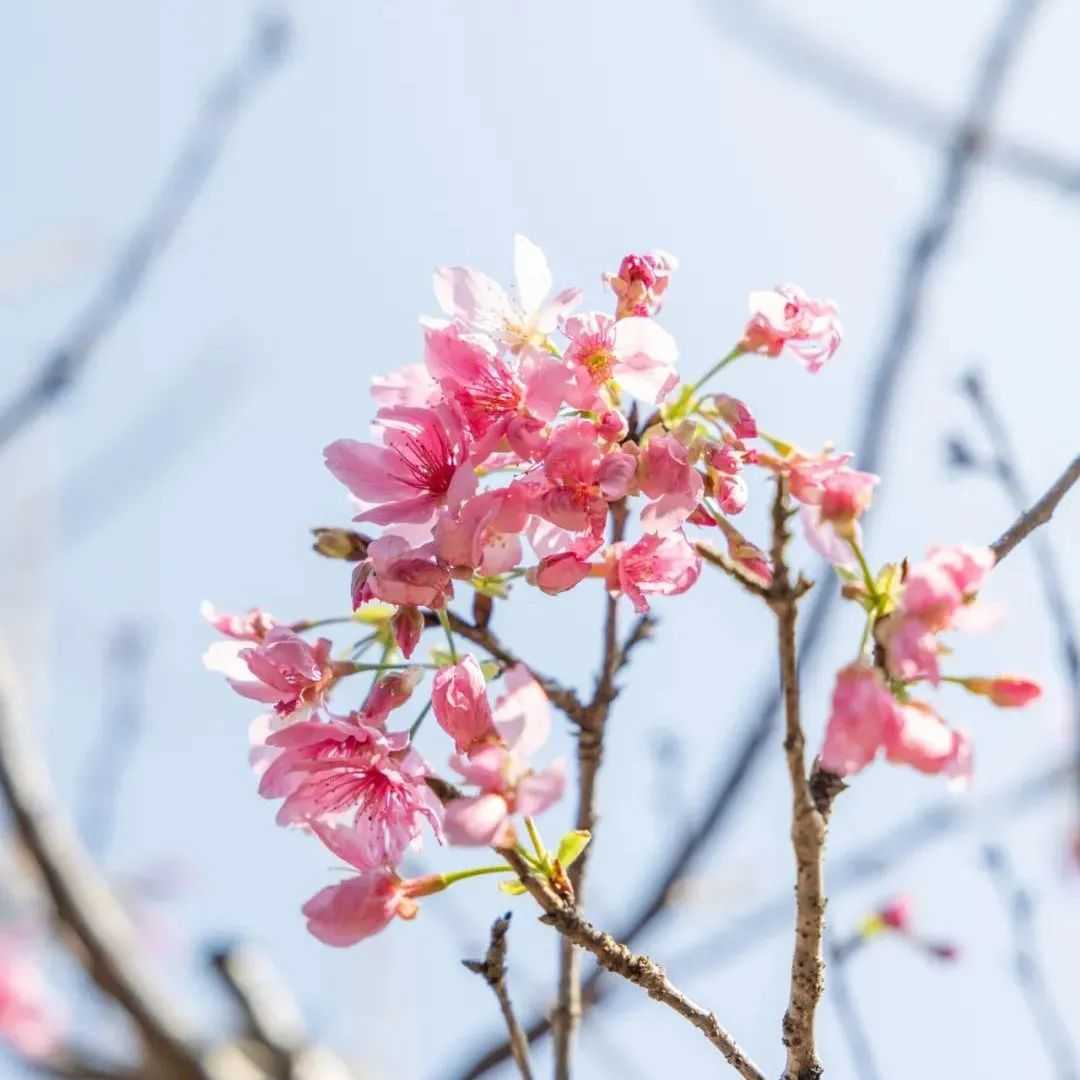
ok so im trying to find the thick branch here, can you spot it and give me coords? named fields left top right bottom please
left=499, top=848, right=765, bottom=1080
left=0, top=647, right=210, bottom=1078
left=0, top=15, right=291, bottom=452
left=462, top=915, right=534, bottom=1080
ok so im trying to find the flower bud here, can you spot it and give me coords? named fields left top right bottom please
left=312, top=527, right=371, bottom=561
left=391, top=605, right=424, bottom=659
left=431, top=655, right=497, bottom=754
left=960, top=676, right=1041, bottom=708
left=362, top=667, right=424, bottom=727
left=528, top=553, right=592, bottom=596
left=710, top=393, right=757, bottom=439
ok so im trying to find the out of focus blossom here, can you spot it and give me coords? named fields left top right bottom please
left=741, top=285, right=842, bottom=372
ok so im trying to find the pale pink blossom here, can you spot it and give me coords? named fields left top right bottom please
left=884, top=702, right=971, bottom=782
left=880, top=614, right=942, bottom=684
left=432, top=655, right=498, bottom=755
left=818, top=469, right=878, bottom=530
left=352, top=535, right=453, bottom=610
left=794, top=463, right=877, bottom=564
left=741, top=285, right=842, bottom=372
left=709, top=393, right=757, bottom=439
left=606, top=530, right=702, bottom=613
left=303, top=869, right=441, bottom=946
left=324, top=404, right=474, bottom=529
left=900, top=545, right=995, bottom=629
left=0, top=934, right=62, bottom=1059
left=528, top=552, right=593, bottom=596
left=200, top=601, right=278, bottom=642
left=562, top=312, right=679, bottom=408
left=433, top=235, right=581, bottom=353
left=784, top=449, right=854, bottom=506
left=603, top=250, right=678, bottom=319
left=261, top=716, right=444, bottom=869
left=713, top=472, right=749, bottom=515
left=637, top=433, right=704, bottom=534
left=444, top=665, right=564, bottom=846
left=370, top=363, right=440, bottom=408
left=226, top=628, right=337, bottom=718
left=819, top=664, right=897, bottom=776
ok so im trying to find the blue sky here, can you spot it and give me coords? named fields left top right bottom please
left=3, top=2, right=1079, bottom=1077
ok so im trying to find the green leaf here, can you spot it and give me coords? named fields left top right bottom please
left=555, top=829, right=591, bottom=869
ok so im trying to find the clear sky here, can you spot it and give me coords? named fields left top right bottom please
left=3, top=2, right=1079, bottom=1078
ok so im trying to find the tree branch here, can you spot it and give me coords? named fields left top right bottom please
left=462, top=915, right=535, bottom=1080
left=499, top=848, right=765, bottom=1080
left=554, top=498, right=630, bottom=1078
left=988, top=452, right=1080, bottom=565
left=0, top=12, right=291, bottom=452
left=0, top=646, right=211, bottom=1078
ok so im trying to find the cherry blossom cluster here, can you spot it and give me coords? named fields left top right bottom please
left=203, top=237, right=1038, bottom=946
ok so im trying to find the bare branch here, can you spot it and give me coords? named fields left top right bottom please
left=462, top=915, right=535, bottom=1080
left=499, top=848, right=765, bottom=1080
left=711, top=0, right=1080, bottom=196
left=695, top=541, right=772, bottom=600
left=0, top=12, right=291, bottom=452
left=988, top=453, right=1080, bottom=565
left=981, top=846, right=1080, bottom=1079
left=0, top=646, right=210, bottom=1078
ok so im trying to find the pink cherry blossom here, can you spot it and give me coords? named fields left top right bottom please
left=884, top=701, right=971, bottom=782
left=201, top=601, right=278, bottom=641
left=603, top=250, right=678, bottom=319
left=0, top=934, right=62, bottom=1059
left=226, top=628, right=337, bottom=718
left=371, top=363, right=440, bottom=408
left=362, top=668, right=424, bottom=727
left=562, top=312, right=679, bottom=408
left=960, top=676, right=1042, bottom=707
left=261, top=716, right=444, bottom=868
left=434, top=234, right=581, bottom=353
left=433, top=488, right=527, bottom=577
left=900, top=545, right=995, bottom=629
left=741, top=285, right=842, bottom=372
left=528, top=552, right=593, bottom=596
left=818, top=469, right=879, bottom=530
left=880, top=614, right=942, bottom=684
left=431, top=655, right=498, bottom=755
left=303, top=869, right=441, bottom=946
left=352, top=535, right=453, bottom=610
left=638, top=433, right=704, bottom=534
left=713, top=472, right=749, bottom=516
left=819, top=663, right=897, bottom=777
left=324, top=403, right=474, bottom=529
left=606, top=530, right=702, bottom=613
left=709, top=394, right=757, bottom=440
left=444, top=665, right=564, bottom=846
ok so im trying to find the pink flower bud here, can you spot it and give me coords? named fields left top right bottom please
left=714, top=473, right=748, bottom=516
left=391, top=606, right=425, bottom=659
left=362, top=668, right=424, bottom=727
left=432, top=656, right=498, bottom=754
left=596, top=409, right=629, bottom=443
left=529, top=553, right=593, bottom=596
left=710, top=394, right=757, bottom=439
left=819, top=469, right=878, bottom=528
left=961, top=676, right=1041, bottom=708
left=878, top=895, right=913, bottom=932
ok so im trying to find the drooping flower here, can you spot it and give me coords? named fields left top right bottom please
left=528, top=551, right=593, bottom=596
left=433, top=234, right=582, bottom=353
left=324, top=404, right=474, bottom=529
left=741, top=285, right=842, bottom=372
left=819, top=663, right=897, bottom=777
left=200, top=602, right=278, bottom=642
left=352, top=535, right=453, bottom=610
left=260, top=716, right=444, bottom=869
left=223, top=628, right=338, bottom=719
left=443, top=665, right=565, bottom=846
left=433, top=488, right=528, bottom=578
left=603, top=250, right=678, bottom=319
left=303, top=868, right=444, bottom=946
left=431, top=655, right=498, bottom=755
left=562, top=312, right=679, bottom=408
left=884, top=701, right=971, bottom=783
left=605, top=530, right=702, bottom=613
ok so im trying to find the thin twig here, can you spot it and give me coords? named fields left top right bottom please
left=987, top=452, right=1080, bottom=565
left=463, top=915, right=535, bottom=1080
left=0, top=646, right=211, bottom=1079
left=711, top=0, right=1080, bottom=196
left=454, top=8, right=1046, bottom=1072
left=825, top=929, right=882, bottom=1080
left=499, top=848, right=765, bottom=1080
left=0, top=12, right=291, bottom=452
left=554, top=498, right=630, bottom=1078
left=695, top=541, right=772, bottom=600
left=78, top=624, right=151, bottom=858
left=981, top=846, right=1080, bottom=1080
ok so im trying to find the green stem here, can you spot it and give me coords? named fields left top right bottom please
left=439, top=864, right=513, bottom=888
left=689, top=344, right=745, bottom=395
left=858, top=611, right=875, bottom=659
left=524, top=816, right=550, bottom=872
left=292, top=615, right=359, bottom=632
left=847, top=536, right=878, bottom=600
left=437, top=608, right=459, bottom=663
left=408, top=700, right=433, bottom=739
